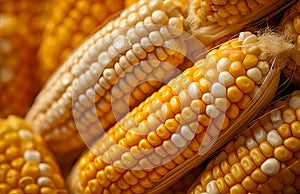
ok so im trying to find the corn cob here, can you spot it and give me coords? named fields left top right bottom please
left=66, top=31, right=291, bottom=194
left=0, top=0, right=53, bottom=48
left=37, top=0, right=126, bottom=83
left=0, top=115, right=67, bottom=194
left=0, top=14, right=39, bottom=117
left=188, top=91, right=300, bottom=194
left=26, top=0, right=189, bottom=165
left=186, top=0, right=295, bottom=45
left=279, top=0, right=300, bottom=88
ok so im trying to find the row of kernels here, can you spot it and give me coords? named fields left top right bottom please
left=27, top=0, right=188, bottom=165
left=0, top=116, right=67, bottom=193
left=188, top=92, right=300, bottom=194
left=192, top=0, right=271, bottom=27
left=68, top=31, right=278, bottom=193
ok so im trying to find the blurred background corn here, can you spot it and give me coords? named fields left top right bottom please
left=187, top=0, right=294, bottom=45
left=37, top=0, right=128, bottom=84
left=66, top=31, right=286, bottom=194
left=279, top=0, right=300, bottom=88
left=0, top=115, right=67, bottom=194
left=188, top=91, right=300, bottom=194
left=0, top=0, right=53, bottom=49
left=26, top=0, right=189, bottom=165
left=0, top=14, right=39, bottom=117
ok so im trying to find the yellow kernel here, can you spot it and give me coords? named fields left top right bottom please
left=236, top=75, right=255, bottom=93
left=277, top=123, right=292, bottom=138
left=237, top=94, right=251, bottom=110
left=242, top=54, right=258, bottom=69
left=251, top=168, right=268, bottom=184
left=226, top=103, right=240, bottom=119
left=240, top=155, right=257, bottom=174
left=291, top=121, right=300, bottom=138
left=221, top=160, right=231, bottom=174
left=227, top=86, right=244, bottom=103
left=24, top=183, right=39, bottom=194
left=5, top=146, right=20, bottom=161
left=284, top=137, right=300, bottom=152
left=250, top=148, right=266, bottom=166
left=230, top=183, right=246, bottom=194
left=216, top=177, right=229, bottom=193
left=242, top=176, right=257, bottom=192
left=259, top=141, right=274, bottom=158
left=200, top=170, right=214, bottom=188
left=224, top=173, right=237, bottom=187
left=229, top=61, right=246, bottom=77
left=229, top=50, right=245, bottom=62
left=6, top=168, right=20, bottom=187
left=274, top=145, right=293, bottom=162
left=231, top=163, right=247, bottom=182
left=96, top=171, right=110, bottom=188
left=0, top=183, right=11, bottom=194
left=88, top=179, right=103, bottom=194
left=21, top=161, right=40, bottom=180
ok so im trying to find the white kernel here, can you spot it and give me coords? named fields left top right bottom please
left=152, top=10, right=169, bottom=25
left=289, top=95, right=300, bottom=110
left=253, top=127, right=267, bottom=143
left=140, top=37, right=155, bottom=52
left=180, top=125, right=195, bottom=141
left=270, top=109, right=283, bottom=128
left=261, top=158, right=280, bottom=176
left=218, top=71, right=234, bottom=87
left=247, top=67, right=263, bottom=83
left=61, top=72, right=72, bottom=86
left=98, top=52, right=111, bottom=67
left=188, top=82, right=201, bottom=99
left=37, top=177, right=55, bottom=188
left=132, top=43, right=147, bottom=59
left=39, top=163, right=54, bottom=177
left=257, top=61, right=270, bottom=75
left=140, top=60, right=153, bottom=73
left=211, top=82, right=226, bottom=97
left=171, top=133, right=187, bottom=148
left=206, top=105, right=220, bottom=118
left=113, top=35, right=130, bottom=52
left=217, top=58, right=231, bottom=72
left=128, top=12, right=140, bottom=26
left=126, top=50, right=139, bottom=65
left=206, top=180, right=220, bottom=194
left=202, top=93, right=214, bottom=104
left=163, top=38, right=177, bottom=55
left=242, top=34, right=258, bottom=45
left=103, top=68, right=117, bottom=85
left=246, top=137, right=258, bottom=150
left=168, top=17, right=183, bottom=36
left=24, top=150, right=41, bottom=163
left=267, top=130, right=283, bottom=147
left=238, top=31, right=253, bottom=42
left=149, top=31, right=164, bottom=46
left=18, top=129, right=33, bottom=141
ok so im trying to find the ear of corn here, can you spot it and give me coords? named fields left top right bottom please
left=37, top=0, right=126, bottom=83
left=0, top=115, right=67, bottom=194
left=0, top=14, right=39, bottom=117
left=66, top=31, right=291, bottom=194
left=188, top=91, right=300, bottom=194
left=26, top=0, right=188, bottom=165
left=279, top=0, right=300, bottom=88
left=186, top=0, right=295, bottom=45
